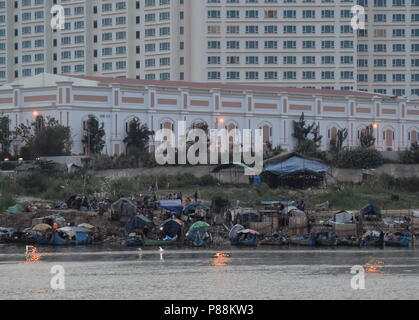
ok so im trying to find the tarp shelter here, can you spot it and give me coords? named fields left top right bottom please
left=229, top=224, right=245, bottom=240
left=162, top=219, right=183, bottom=238
left=262, top=152, right=330, bottom=188
left=7, top=204, right=23, bottom=214
left=333, top=211, right=355, bottom=224
left=212, top=162, right=252, bottom=184
left=183, top=203, right=210, bottom=216
left=157, top=200, right=183, bottom=214
left=360, top=204, right=382, bottom=221
left=125, top=214, right=154, bottom=234
left=111, top=198, right=137, bottom=222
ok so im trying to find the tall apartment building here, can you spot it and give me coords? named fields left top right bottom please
left=0, top=0, right=418, bottom=96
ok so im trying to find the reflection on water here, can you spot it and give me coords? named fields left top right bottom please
left=365, top=260, right=385, bottom=274
left=23, top=246, right=46, bottom=264
left=211, top=252, right=231, bottom=267
left=0, top=245, right=418, bottom=300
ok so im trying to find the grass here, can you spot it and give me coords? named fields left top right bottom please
left=1, top=171, right=419, bottom=211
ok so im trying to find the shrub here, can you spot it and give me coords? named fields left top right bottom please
left=0, top=192, right=15, bottom=212
left=1, top=162, right=16, bottom=171
left=400, top=143, right=419, bottom=164
left=197, top=175, right=218, bottom=187
left=333, top=147, right=384, bottom=169
left=15, top=172, right=49, bottom=195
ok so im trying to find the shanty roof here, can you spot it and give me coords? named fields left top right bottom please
left=0, top=73, right=388, bottom=99
left=263, top=152, right=330, bottom=176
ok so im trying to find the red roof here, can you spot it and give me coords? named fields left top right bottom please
left=67, top=75, right=383, bottom=98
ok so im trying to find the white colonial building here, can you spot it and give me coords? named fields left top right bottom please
left=0, top=73, right=419, bottom=156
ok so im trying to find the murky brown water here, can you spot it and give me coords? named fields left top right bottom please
left=0, top=245, right=418, bottom=300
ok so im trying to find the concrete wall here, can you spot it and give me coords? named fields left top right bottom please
left=328, top=164, right=419, bottom=184
left=94, top=164, right=419, bottom=185
left=94, top=165, right=249, bottom=184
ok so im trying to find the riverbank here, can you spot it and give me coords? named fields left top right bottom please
left=3, top=170, right=419, bottom=211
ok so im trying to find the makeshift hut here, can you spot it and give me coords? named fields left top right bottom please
left=162, top=218, right=184, bottom=238
left=287, top=208, right=309, bottom=235
left=262, top=152, right=330, bottom=189
left=360, top=204, right=382, bottom=222
left=330, top=210, right=360, bottom=237
left=183, top=203, right=211, bottom=222
left=157, top=200, right=183, bottom=215
left=211, top=162, right=252, bottom=184
left=111, top=198, right=138, bottom=223
left=125, top=214, right=154, bottom=234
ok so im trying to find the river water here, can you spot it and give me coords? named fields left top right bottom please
left=0, top=244, right=418, bottom=300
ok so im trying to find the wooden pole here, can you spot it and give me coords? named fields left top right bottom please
left=411, top=209, right=416, bottom=248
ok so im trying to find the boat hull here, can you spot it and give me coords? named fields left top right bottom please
left=384, top=237, right=410, bottom=247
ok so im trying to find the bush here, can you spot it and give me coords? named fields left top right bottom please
left=15, top=172, right=49, bottom=195
left=1, top=162, right=16, bottom=171
left=333, top=147, right=384, bottom=169
left=0, top=192, right=15, bottom=212
left=400, top=143, right=419, bottom=164
left=379, top=174, right=419, bottom=192
left=197, top=175, right=218, bottom=187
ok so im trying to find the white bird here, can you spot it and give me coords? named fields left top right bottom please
left=159, top=247, right=164, bottom=252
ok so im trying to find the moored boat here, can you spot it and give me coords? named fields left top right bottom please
left=384, top=233, right=411, bottom=247
left=229, top=224, right=261, bottom=246
left=315, top=232, right=338, bottom=246
left=288, top=234, right=316, bottom=246
left=185, top=221, right=212, bottom=247
left=35, top=227, right=93, bottom=246
left=260, top=234, right=289, bottom=246
left=338, top=236, right=362, bottom=247
left=361, top=231, right=385, bottom=247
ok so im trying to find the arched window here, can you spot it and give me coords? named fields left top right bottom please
left=160, top=121, right=174, bottom=131
left=35, top=115, right=44, bottom=132
left=409, top=129, right=418, bottom=144
left=126, top=117, right=140, bottom=134
left=383, top=128, right=395, bottom=150
left=328, top=126, right=338, bottom=142
left=259, top=123, right=272, bottom=151
left=227, top=122, right=239, bottom=152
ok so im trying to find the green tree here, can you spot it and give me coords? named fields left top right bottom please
left=331, top=128, right=348, bottom=153
left=292, top=113, right=323, bottom=155
left=16, top=116, right=72, bottom=158
left=360, top=125, right=376, bottom=148
left=82, top=115, right=106, bottom=155
left=0, top=114, right=12, bottom=158
left=123, top=117, right=154, bottom=166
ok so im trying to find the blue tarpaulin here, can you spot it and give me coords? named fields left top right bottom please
left=263, top=156, right=329, bottom=176
left=157, top=200, right=183, bottom=214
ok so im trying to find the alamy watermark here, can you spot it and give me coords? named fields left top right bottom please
left=154, top=121, right=264, bottom=176
left=50, top=265, right=65, bottom=290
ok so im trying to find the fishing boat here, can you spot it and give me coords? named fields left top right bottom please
left=338, top=236, right=362, bottom=247
left=315, top=232, right=338, bottom=246
left=361, top=231, right=385, bottom=247
left=35, top=227, right=93, bottom=245
left=260, top=234, right=289, bottom=246
left=288, top=234, right=316, bottom=246
left=229, top=224, right=261, bottom=246
left=0, top=228, right=12, bottom=243
left=185, top=221, right=212, bottom=247
left=384, top=233, right=411, bottom=247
